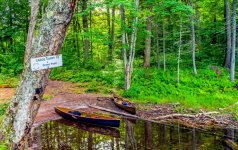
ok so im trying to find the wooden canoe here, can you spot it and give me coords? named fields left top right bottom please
left=113, top=97, right=136, bottom=115
left=54, top=106, right=120, bottom=128
left=56, top=119, right=120, bottom=138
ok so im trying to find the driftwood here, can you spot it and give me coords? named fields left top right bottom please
left=154, top=112, right=219, bottom=120
left=96, top=97, right=112, bottom=101
left=88, top=105, right=160, bottom=124
left=225, top=139, right=238, bottom=150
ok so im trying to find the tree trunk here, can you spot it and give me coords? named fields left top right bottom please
left=120, top=0, right=139, bottom=90
left=82, top=0, right=90, bottom=63
left=145, top=122, right=153, bottom=150
left=110, top=6, right=115, bottom=61
left=89, top=2, right=93, bottom=57
left=195, top=0, right=201, bottom=46
left=144, top=5, right=152, bottom=68
left=230, top=0, right=237, bottom=82
left=0, top=0, right=78, bottom=149
left=155, top=17, right=160, bottom=70
left=177, top=17, right=182, bottom=83
left=24, top=0, right=40, bottom=65
left=107, top=6, right=111, bottom=61
left=224, top=0, right=232, bottom=68
left=162, top=19, right=166, bottom=71
left=120, top=5, right=128, bottom=90
left=190, top=0, right=197, bottom=75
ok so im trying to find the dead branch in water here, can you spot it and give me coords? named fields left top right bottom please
left=88, top=105, right=160, bottom=124
left=154, top=112, right=219, bottom=120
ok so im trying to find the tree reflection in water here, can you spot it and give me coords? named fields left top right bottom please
left=28, top=119, right=238, bottom=149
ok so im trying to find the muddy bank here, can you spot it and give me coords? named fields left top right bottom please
left=0, top=80, right=237, bottom=129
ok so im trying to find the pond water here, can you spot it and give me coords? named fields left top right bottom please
left=29, top=119, right=238, bottom=150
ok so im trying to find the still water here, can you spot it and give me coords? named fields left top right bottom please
left=29, top=119, right=238, bottom=150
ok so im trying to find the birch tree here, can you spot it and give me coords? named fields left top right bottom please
left=230, top=0, right=237, bottom=82
left=190, top=0, right=197, bottom=75
left=120, top=0, right=139, bottom=90
left=177, top=17, right=182, bottom=83
left=24, top=0, right=40, bottom=65
left=0, top=0, right=78, bottom=149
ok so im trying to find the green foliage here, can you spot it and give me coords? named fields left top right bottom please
left=0, top=74, right=19, bottom=88
left=0, top=0, right=237, bottom=116
left=50, top=63, right=238, bottom=113
left=0, top=103, right=8, bottom=116
left=0, top=144, right=7, bottom=150
left=0, top=53, right=23, bottom=76
left=122, top=67, right=237, bottom=111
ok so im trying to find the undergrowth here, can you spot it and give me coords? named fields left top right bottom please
left=50, top=66, right=238, bottom=113
left=0, top=74, right=19, bottom=88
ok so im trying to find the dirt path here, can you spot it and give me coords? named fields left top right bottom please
left=33, top=80, right=131, bottom=127
left=1, top=80, right=238, bottom=129
left=0, top=80, right=129, bottom=127
left=0, top=88, right=15, bottom=104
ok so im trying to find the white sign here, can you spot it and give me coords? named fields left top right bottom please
left=31, top=54, right=63, bottom=71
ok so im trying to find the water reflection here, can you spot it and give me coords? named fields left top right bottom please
left=29, top=119, right=238, bottom=150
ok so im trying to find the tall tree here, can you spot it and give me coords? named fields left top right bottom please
left=110, top=6, right=115, bottom=61
left=190, top=0, right=197, bottom=75
left=24, top=0, right=40, bottom=65
left=177, top=17, right=182, bottom=83
left=195, top=0, right=201, bottom=47
left=230, top=0, right=237, bottom=81
left=224, top=0, right=232, bottom=68
left=120, top=0, right=139, bottom=90
left=107, top=4, right=115, bottom=62
left=144, top=4, right=153, bottom=68
left=155, top=17, right=160, bottom=69
left=162, top=19, right=166, bottom=71
left=0, top=0, right=78, bottom=149
left=82, top=0, right=90, bottom=63
left=145, top=122, right=153, bottom=150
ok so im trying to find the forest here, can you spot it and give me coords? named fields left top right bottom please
left=0, top=0, right=238, bottom=148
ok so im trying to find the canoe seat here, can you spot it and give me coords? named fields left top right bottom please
left=122, top=101, right=128, bottom=106
left=69, top=111, right=81, bottom=116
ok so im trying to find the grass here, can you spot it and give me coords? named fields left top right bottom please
left=50, top=66, right=238, bottom=114
left=0, top=63, right=237, bottom=117
left=0, top=74, right=19, bottom=88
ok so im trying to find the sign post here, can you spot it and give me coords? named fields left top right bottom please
left=31, top=54, right=63, bottom=71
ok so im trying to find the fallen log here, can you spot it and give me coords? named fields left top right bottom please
left=88, top=105, right=160, bottom=124
left=155, top=112, right=219, bottom=120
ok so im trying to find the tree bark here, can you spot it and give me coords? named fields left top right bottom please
left=120, top=0, right=139, bottom=90
left=230, top=0, right=237, bottom=82
left=145, top=122, right=153, bottom=150
left=177, top=17, right=182, bottom=83
left=155, top=17, right=160, bottom=69
left=162, top=19, right=166, bottom=71
left=24, top=0, right=40, bottom=65
left=107, top=6, right=111, bottom=61
left=190, top=0, right=197, bottom=75
left=144, top=5, right=152, bottom=68
left=195, top=0, right=201, bottom=46
left=82, top=0, right=90, bottom=63
left=0, top=0, right=78, bottom=149
left=120, top=5, right=128, bottom=90
left=109, top=6, right=115, bottom=62
left=224, top=0, right=232, bottom=68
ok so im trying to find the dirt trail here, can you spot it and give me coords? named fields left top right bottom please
left=33, top=81, right=128, bottom=127
left=1, top=80, right=238, bottom=129
left=0, top=81, right=129, bottom=127
left=0, top=88, right=15, bottom=104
